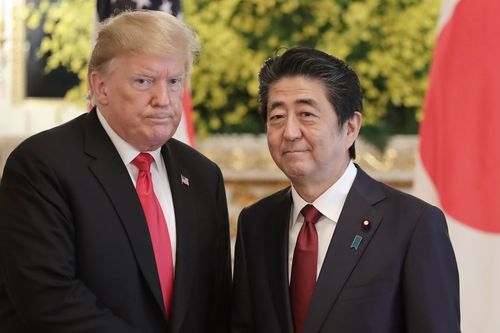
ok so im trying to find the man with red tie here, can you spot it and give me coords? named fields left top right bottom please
left=0, top=11, right=231, bottom=333
left=231, top=47, right=460, bottom=333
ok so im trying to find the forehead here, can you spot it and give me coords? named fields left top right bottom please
left=267, top=76, right=330, bottom=109
left=106, top=52, right=186, bottom=76
left=268, top=76, right=328, bottom=100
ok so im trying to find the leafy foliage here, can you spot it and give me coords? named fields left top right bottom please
left=25, top=0, right=93, bottom=104
left=26, top=0, right=439, bottom=148
left=184, top=0, right=439, bottom=146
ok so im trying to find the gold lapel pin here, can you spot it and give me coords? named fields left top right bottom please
left=362, top=219, right=371, bottom=231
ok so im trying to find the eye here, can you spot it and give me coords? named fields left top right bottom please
left=300, top=111, right=316, bottom=117
left=269, top=114, right=285, bottom=121
left=168, top=77, right=183, bottom=91
left=267, top=111, right=286, bottom=126
left=133, top=77, right=153, bottom=90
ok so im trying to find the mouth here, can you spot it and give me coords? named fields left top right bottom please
left=147, top=112, right=173, bottom=118
left=145, top=114, right=174, bottom=124
left=283, top=149, right=308, bottom=155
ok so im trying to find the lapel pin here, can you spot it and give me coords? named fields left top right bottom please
left=361, top=219, right=371, bottom=231
left=181, top=174, right=190, bottom=186
left=350, top=235, right=363, bottom=250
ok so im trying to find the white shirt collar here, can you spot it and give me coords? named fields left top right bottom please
left=96, top=108, right=162, bottom=168
left=290, top=161, right=357, bottom=227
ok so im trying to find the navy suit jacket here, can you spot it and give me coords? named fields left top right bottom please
left=0, top=109, right=231, bottom=333
left=231, top=166, right=460, bottom=333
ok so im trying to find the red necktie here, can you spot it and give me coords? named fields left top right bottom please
left=132, top=153, right=174, bottom=317
left=290, top=204, right=322, bottom=333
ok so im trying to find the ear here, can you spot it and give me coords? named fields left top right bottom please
left=89, top=71, right=109, bottom=106
left=345, top=111, right=362, bottom=148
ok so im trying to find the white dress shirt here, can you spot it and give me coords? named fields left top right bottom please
left=288, top=161, right=357, bottom=282
left=97, top=109, right=177, bottom=267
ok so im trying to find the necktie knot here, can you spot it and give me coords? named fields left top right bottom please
left=301, top=204, right=322, bottom=225
left=132, top=152, right=154, bottom=172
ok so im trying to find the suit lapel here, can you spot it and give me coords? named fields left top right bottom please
left=82, top=110, right=165, bottom=313
left=161, top=142, right=198, bottom=333
left=265, top=189, right=295, bottom=333
left=304, top=168, right=385, bottom=333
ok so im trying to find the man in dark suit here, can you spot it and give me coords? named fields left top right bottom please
left=0, top=11, right=230, bottom=333
left=231, top=47, right=460, bottom=333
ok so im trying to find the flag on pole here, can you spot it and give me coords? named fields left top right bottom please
left=414, top=0, right=500, bottom=332
left=96, top=0, right=196, bottom=146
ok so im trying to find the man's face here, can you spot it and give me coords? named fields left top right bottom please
left=266, top=76, right=361, bottom=197
left=91, top=53, right=186, bottom=151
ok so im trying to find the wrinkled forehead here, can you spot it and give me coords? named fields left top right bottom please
left=98, top=51, right=189, bottom=76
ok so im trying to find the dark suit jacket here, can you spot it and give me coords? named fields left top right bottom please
left=231, top=166, right=460, bottom=333
left=0, top=109, right=231, bottom=333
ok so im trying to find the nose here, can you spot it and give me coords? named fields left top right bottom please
left=283, top=115, right=302, bottom=141
left=151, top=81, right=170, bottom=107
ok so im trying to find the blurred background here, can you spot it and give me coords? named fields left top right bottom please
left=0, top=0, right=499, bottom=332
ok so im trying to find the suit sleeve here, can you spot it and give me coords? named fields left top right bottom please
left=231, top=208, right=255, bottom=333
left=403, top=205, right=461, bottom=333
left=0, top=149, right=142, bottom=333
left=209, top=167, right=232, bottom=333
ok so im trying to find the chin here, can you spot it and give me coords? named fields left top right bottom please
left=281, top=165, right=308, bottom=180
left=138, top=138, right=170, bottom=151
left=151, top=130, right=175, bottom=143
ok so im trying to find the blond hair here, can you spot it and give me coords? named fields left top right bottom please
left=88, top=10, right=199, bottom=82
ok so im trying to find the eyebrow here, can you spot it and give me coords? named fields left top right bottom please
left=268, top=98, right=319, bottom=112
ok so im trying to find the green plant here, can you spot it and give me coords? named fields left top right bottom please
left=26, top=0, right=439, bottom=149
left=25, top=0, right=92, bottom=105
left=184, top=0, right=439, bottom=147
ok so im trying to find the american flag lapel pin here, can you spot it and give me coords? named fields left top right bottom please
left=181, top=174, right=190, bottom=186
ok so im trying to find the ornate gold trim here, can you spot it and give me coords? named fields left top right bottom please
left=11, top=1, right=25, bottom=104
left=198, top=134, right=416, bottom=188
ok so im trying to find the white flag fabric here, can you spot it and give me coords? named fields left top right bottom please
left=415, top=0, right=500, bottom=332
